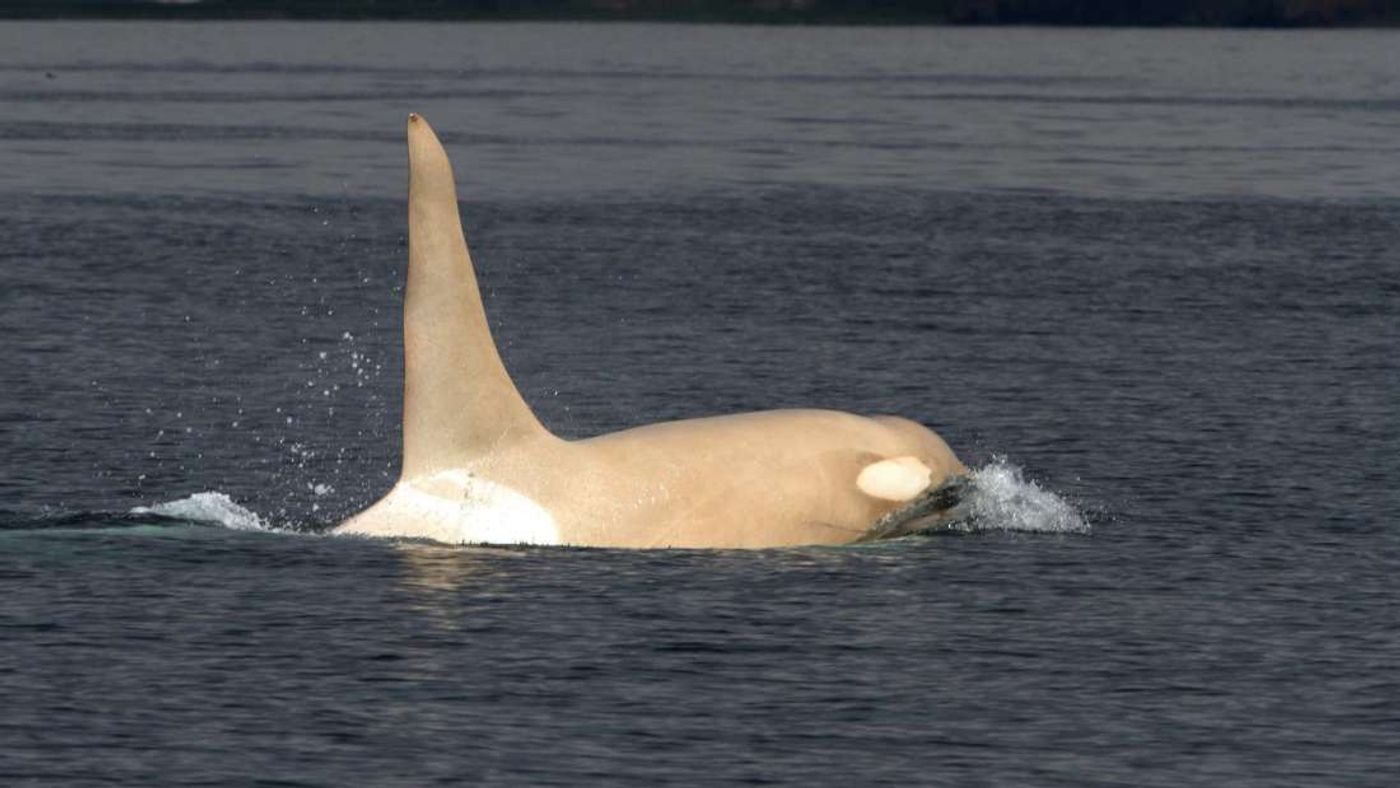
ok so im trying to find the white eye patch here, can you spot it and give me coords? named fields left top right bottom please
left=856, top=456, right=933, bottom=502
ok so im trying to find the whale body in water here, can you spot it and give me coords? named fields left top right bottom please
left=335, top=114, right=965, bottom=548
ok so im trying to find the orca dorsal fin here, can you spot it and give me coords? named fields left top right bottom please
left=399, top=114, right=549, bottom=477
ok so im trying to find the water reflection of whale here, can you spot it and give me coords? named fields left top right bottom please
left=390, top=542, right=524, bottom=631
left=335, top=115, right=966, bottom=548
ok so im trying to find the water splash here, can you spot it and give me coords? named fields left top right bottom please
left=131, top=492, right=270, bottom=532
left=957, top=459, right=1090, bottom=534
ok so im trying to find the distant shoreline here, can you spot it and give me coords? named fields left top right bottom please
left=3, top=2, right=1398, bottom=27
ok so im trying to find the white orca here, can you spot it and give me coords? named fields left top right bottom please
left=335, top=115, right=965, bottom=548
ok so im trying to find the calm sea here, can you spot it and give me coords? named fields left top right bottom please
left=1, top=22, right=1397, bottom=786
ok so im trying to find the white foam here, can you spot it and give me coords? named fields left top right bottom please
left=131, top=492, right=269, bottom=532
left=960, top=459, right=1090, bottom=534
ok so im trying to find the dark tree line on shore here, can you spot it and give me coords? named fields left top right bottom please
left=3, top=0, right=1396, bottom=25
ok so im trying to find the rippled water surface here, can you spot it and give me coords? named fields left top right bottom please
left=2, top=22, right=1398, bottom=786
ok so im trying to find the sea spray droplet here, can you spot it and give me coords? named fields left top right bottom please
left=961, top=460, right=1089, bottom=534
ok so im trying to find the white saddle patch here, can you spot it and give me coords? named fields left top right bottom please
left=372, top=470, right=560, bottom=546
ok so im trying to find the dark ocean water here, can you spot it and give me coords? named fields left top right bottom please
left=2, top=22, right=1398, bottom=786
